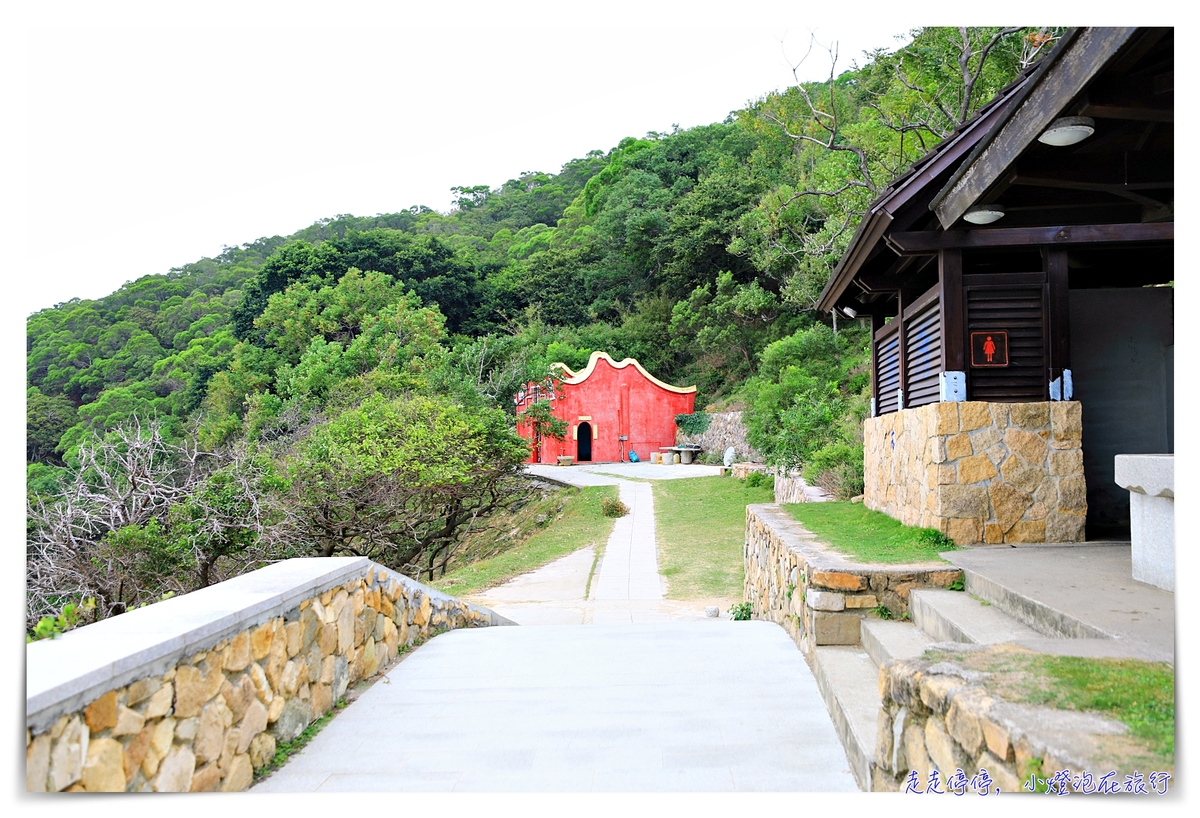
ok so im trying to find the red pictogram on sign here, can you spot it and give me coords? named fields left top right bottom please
left=970, top=331, right=1009, bottom=367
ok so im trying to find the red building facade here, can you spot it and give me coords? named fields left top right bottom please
left=516, top=352, right=696, bottom=464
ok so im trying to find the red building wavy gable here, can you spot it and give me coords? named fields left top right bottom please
left=516, top=352, right=696, bottom=464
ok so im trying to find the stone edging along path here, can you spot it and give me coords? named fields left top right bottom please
left=744, top=503, right=962, bottom=651
left=26, top=558, right=511, bottom=792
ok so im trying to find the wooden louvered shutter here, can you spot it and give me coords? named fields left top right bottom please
left=963, top=272, right=1049, bottom=402
left=903, top=288, right=942, bottom=409
left=875, top=321, right=901, bottom=414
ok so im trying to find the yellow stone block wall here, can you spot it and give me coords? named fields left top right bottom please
left=26, top=565, right=496, bottom=793
left=863, top=402, right=1086, bottom=544
left=744, top=504, right=962, bottom=654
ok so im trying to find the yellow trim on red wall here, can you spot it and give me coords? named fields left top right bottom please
left=551, top=351, right=697, bottom=394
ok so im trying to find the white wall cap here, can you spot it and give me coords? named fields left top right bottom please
left=1114, top=454, right=1174, bottom=498
left=26, top=557, right=369, bottom=732
left=26, top=557, right=512, bottom=733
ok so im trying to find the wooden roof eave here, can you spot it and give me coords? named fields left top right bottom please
left=815, top=73, right=1037, bottom=313
left=931, top=27, right=1145, bottom=229
left=817, top=210, right=893, bottom=313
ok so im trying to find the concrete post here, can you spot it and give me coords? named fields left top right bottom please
left=1114, top=454, right=1174, bottom=591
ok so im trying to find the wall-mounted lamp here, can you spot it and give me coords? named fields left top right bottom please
left=1037, top=116, right=1095, bottom=147
left=963, top=204, right=1006, bottom=225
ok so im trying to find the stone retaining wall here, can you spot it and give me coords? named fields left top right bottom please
left=864, top=402, right=1086, bottom=545
left=744, top=504, right=960, bottom=652
left=874, top=650, right=1131, bottom=793
left=25, top=558, right=510, bottom=793
left=676, top=411, right=761, bottom=462
left=773, top=470, right=835, bottom=504
left=773, top=471, right=809, bottom=504
left=731, top=462, right=770, bottom=480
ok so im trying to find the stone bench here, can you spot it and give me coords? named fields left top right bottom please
left=1114, top=453, right=1174, bottom=591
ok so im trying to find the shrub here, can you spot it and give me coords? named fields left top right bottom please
left=744, top=471, right=774, bottom=490
left=675, top=412, right=711, bottom=436
left=871, top=604, right=894, bottom=620
left=916, top=528, right=957, bottom=550
left=601, top=497, right=630, bottom=518
left=730, top=601, right=753, bottom=620
left=805, top=441, right=864, bottom=500
left=27, top=598, right=95, bottom=642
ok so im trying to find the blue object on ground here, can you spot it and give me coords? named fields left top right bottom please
left=628, top=451, right=640, bottom=462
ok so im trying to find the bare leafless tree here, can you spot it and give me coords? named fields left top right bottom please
left=26, top=417, right=286, bottom=630
left=755, top=27, right=1064, bottom=308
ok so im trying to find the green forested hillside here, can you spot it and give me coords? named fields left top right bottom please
left=25, top=27, right=1060, bottom=631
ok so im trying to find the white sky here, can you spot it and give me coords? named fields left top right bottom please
left=10, top=2, right=1162, bottom=315
left=8, top=2, right=927, bottom=315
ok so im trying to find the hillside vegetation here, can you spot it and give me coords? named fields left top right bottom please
left=25, top=28, right=1060, bottom=632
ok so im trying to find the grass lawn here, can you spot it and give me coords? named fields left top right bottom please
left=785, top=501, right=957, bottom=564
left=654, top=475, right=775, bottom=599
left=431, top=484, right=618, bottom=596
left=928, top=645, right=1175, bottom=772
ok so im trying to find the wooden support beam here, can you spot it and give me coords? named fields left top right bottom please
left=938, top=249, right=965, bottom=373
left=859, top=271, right=931, bottom=290
left=1011, top=152, right=1173, bottom=187
left=1045, top=248, right=1071, bottom=379
left=887, top=221, right=1173, bottom=253
left=856, top=275, right=907, bottom=292
left=1010, top=177, right=1170, bottom=207
left=1078, top=102, right=1173, bottom=122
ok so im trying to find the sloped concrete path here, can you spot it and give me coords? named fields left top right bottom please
left=253, top=622, right=857, bottom=792
left=590, top=480, right=662, bottom=608
left=255, top=462, right=857, bottom=792
left=470, top=463, right=721, bottom=624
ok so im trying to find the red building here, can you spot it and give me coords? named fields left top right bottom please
left=517, top=352, right=696, bottom=464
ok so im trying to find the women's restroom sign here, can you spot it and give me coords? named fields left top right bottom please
left=970, top=331, right=1009, bottom=367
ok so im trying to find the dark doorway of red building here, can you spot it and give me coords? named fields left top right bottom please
left=577, top=422, right=593, bottom=462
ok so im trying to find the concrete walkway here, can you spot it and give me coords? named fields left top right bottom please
left=470, top=463, right=725, bottom=624
left=253, top=622, right=857, bottom=792
left=945, top=543, right=1175, bottom=662
left=527, top=461, right=727, bottom=483
left=254, top=461, right=857, bottom=792
left=591, top=481, right=661, bottom=607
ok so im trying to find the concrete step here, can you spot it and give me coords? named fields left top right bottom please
left=961, top=567, right=1112, bottom=639
left=860, top=618, right=935, bottom=667
left=811, top=646, right=881, bottom=792
left=909, top=589, right=1042, bottom=645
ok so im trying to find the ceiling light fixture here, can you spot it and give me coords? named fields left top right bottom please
left=1037, top=116, right=1095, bottom=147
left=963, top=204, right=1006, bottom=225
left=842, top=306, right=857, bottom=319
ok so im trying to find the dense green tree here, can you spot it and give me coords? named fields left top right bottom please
left=285, top=394, right=529, bottom=580
left=743, top=322, right=871, bottom=497
left=669, top=271, right=800, bottom=385
left=27, top=389, right=77, bottom=464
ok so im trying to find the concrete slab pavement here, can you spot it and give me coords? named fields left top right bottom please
left=526, top=461, right=725, bottom=484
left=592, top=480, right=662, bottom=603
left=253, top=622, right=858, bottom=792
left=476, top=460, right=721, bottom=624
left=468, top=475, right=721, bottom=623
left=525, top=464, right=622, bottom=487
left=945, top=543, right=1175, bottom=662
left=252, top=459, right=860, bottom=792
